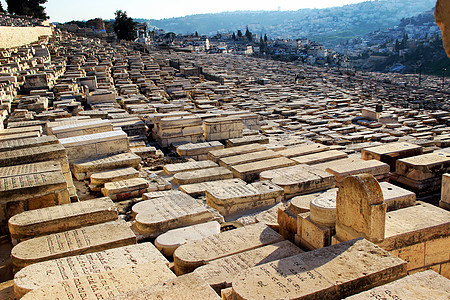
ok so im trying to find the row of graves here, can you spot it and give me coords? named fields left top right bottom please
left=0, top=27, right=448, bottom=299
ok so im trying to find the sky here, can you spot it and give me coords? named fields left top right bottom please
left=0, top=0, right=368, bottom=23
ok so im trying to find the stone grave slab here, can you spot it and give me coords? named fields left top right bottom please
left=310, top=188, right=337, bottom=227
left=0, top=131, right=40, bottom=142
left=0, top=144, right=68, bottom=171
left=21, top=260, right=175, bottom=300
left=206, top=181, right=284, bottom=216
left=361, top=142, right=423, bottom=171
left=13, top=242, right=168, bottom=298
left=164, top=160, right=218, bottom=175
left=278, top=143, right=329, bottom=158
left=72, top=153, right=141, bottom=180
left=379, top=182, right=416, bottom=211
left=231, top=157, right=297, bottom=182
left=345, top=270, right=450, bottom=300
left=180, top=178, right=247, bottom=196
left=230, top=238, right=406, bottom=300
left=133, top=193, right=218, bottom=238
left=11, top=221, right=136, bottom=270
left=261, top=164, right=335, bottom=197
left=109, top=273, right=220, bottom=300
left=226, top=135, right=269, bottom=147
left=441, top=173, right=450, bottom=210
left=0, top=135, right=58, bottom=153
left=219, top=150, right=282, bottom=168
left=173, top=167, right=233, bottom=185
left=395, top=152, right=450, bottom=181
left=177, top=141, right=224, bottom=160
left=194, top=240, right=303, bottom=292
left=90, top=167, right=139, bottom=191
left=8, top=197, right=117, bottom=243
left=155, top=221, right=221, bottom=256
left=0, top=161, right=61, bottom=178
left=59, top=130, right=130, bottom=162
left=292, top=150, right=348, bottom=165
left=325, top=159, right=390, bottom=184
left=50, top=120, right=113, bottom=139
left=0, top=126, right=42, bottom=137
left=208, top=144, right=266, bottom=163
left=173, top=223, right=284, bottom=275
left=101, top=178, right=149, bottom=201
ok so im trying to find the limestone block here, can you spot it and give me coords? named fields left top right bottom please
left=164, top=160, right=218, bottom=175
left=11, top=221, right=136, bottom=270
left=231, top=157, right=297, bottom=182
left=292, top=150, right=348, bottom=165
left=278, top=143, right=329, bottom=158
left=109, top=273, right=220, bottom=300
left=50, top=120, right=113, bottom=139
left=361, top=142, right=423, bottom=171
left=8, top=198, right=117, bottom=243
left=155, top=221, right=221, bottom=256
left=441, top=173, right=450, bottom=210
left=206, top=181, right=284, bottom=216
left=13, top=242, right=168, bottom=298
left=180, top=178, right=246, bottom=196
left=299, top=213, right=335, bottom=250
left=261, top=164, right=335, bottom=196
left=208, top=143, right=266, bottom=163
left=173, top=167, right=233, bottom=185
left=310, top=188, right=337, bottom=227
left=395, top=152, right=450, bottom=181
left=21, top=261, right=174, bottom=300
left=133, top=193, right=217, bottom=238
left=101, top=178, right=149, bottom=201
left=173, top=223, right=284, bottom=275
left=219, top=150, right=282, bottom=168
left=436, top=0, right=450, bottom=57
left=379, top=181, right=416, bottom=211
left=72, top=153, right=141, bottom=180
left=194, top=240, right=303, bottom=292
left=90, top=167, right=139, bottom=187
left=230, top=238, right=406, bottom=300
left=345, top=270, right=450, bottom=299
left=177, top=141, right=224, bottom=157
left=335, top=174, right=386, bottom=243
left=325, top=159, right=390, bottom=184
left=226, top=135, right=269, bottom=147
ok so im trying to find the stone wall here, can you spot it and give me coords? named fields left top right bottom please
left=0, top=26, right=53, bottom=49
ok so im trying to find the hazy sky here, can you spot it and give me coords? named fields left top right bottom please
left=0, top=0, right=368, bottom=23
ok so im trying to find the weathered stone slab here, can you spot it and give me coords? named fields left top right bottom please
left=335, top=174, right=386, bottom=243
left=177, top=141, right=224, bottom=157
left=164, top=160, right=218, bottom=175
left=21, top=260, right=174, bottom=300
left=0, top=132, right=40, bottom=142
left=173, top=167, right=233, bottom=185
left=13, top=242, right=168, bottom=298
left=325, top=159, right=390, bottom=184
left=155, top=221, right=221, bottom=256
left=261, top=164, right=335, bottom=196
left=206, top=181, right=284, bottom=216
left=133, top=193, right=217, bottom=238
left=230, top=238, right=407, bottom=300
left=195, top=240, right=303, bottom=292
left=0, top=161, right=61, bottom=178
left=379, top=181, right=416, bottom=211
left=310, top=188, right=337, bottom=227
left=226, top=135, right=269, bottom=147
left=50, top=120, right=113, bottom=139
left=361, top=142, right=423, bottom=171
left=345, top=270, right=450, bottom=300
left=441, top=173, right=450, bottom=210
left=219, top=150, right=282, bottom=168
left=292, top=150, right=348, bottom=165
left=72, top=153, right=141, bottom=180
left=0, top=126, right=42, bottom=137
left=109, top=273, right=220, bottom=300
left=173, top=223, right=284, bottom=275
left=90, top=167, right=139, bottom=187
left=180, top=178, right=247, bottom=196
left=208, top=143, right=266, bottom=163
left=59, top=130, right=130, bottom=162
left=231, top=157, right=297, bottom=182
left=8, top=198, right=117, bottom=242
left=11, top=221, right=136, bottom=270
left=396, top=152, right=450, bottom=181
left=0, top=144, right=68, bottom=171
left=101, top=178, right=149, bottom=201
left=278, top=143, right=329, bottom=158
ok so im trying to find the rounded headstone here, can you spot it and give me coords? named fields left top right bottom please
left=310, top=189, right=337, bottom=227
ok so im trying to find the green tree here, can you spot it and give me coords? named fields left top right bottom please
left=264, top=34, right=268, bottom=42
left=6, top=0, right=48, bottom=20
left=195, top=31, right=199, bottom=37
left=114, top=10, right=137, bottom=41
left=245, top=26, right=252, bottom=41
left=237, top=30, right=243, bottom=38
left=0, top=3, right=5, bottom=13
left=232, top=32, right=236, bottom=40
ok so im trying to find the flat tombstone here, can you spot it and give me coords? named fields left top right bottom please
left=219, top=150, right=282, bottom=168
left=379, top=181, right=416, bottom=211
left=133, top=193, right=216, bottom=238
left=277, top=143, right=329, bottom=158
left=231, top=157, right=297, bottom=182
left=172, top=167, right=233, bottom=185
left=0, top=135, right=58, bottom=153
left=101, top=178, right=149, bottom=201
left=8, top=198, right=118, bottom=242
left=344, top=270, right=450, bottom=300
left=90, top=167, right=139, bottom=186
left=155, top=221, right=221, bottom=256
left=21, top=261, right=175, bottom=300
left=230, top=239, right=407, bottom=300
left=13, top=242, right=168, bottom=298
left=291, top=150, right=348, bottom=165
left=180, top=178, right=247, bottom=196
left=395, top=152, right=450, bottom=181
left=163, top=160, right=218, bottom=175
left=325, top=160, right=390, bottom=183
left=194, top=240, right=303, bottom=292
left=361, top=142, right=423, bottom=171
left=177, top=141, right=224, bottom=157
left=173, top=223, right=284, bottom=275
left=11, top=221, right=136, bottom=270
left=108, top=273, right=220, bottom=300
left=208, top=144, right=266, bottom=163
left=335, top=174, right=386, bottom=243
